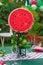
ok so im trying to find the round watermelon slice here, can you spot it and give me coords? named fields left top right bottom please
left=8, top=8, right=34, bottom=32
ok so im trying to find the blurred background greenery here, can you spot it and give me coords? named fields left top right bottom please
left=0, top=0, right=43, bottom=47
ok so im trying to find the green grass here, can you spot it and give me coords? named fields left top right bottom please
left=0, top=43, right=12, bottom=47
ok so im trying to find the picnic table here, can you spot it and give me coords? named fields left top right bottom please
left=0, top=46, right=43, bottom=65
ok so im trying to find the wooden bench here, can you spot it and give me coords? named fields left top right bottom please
left=0, top=28, right=13, bottom=47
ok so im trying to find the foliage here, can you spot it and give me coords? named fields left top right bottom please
left=25, top=8, right=43, bottom=36
left=11, top=34, right=18, bottom=45
left=29, top=22, right=43, bottom=34
left=19, top=34, right=31, bottom=48
left=0, top=24, right=10, bottom=33
left=11, top=33, right=31, bottom=51
left=24, top=5, right=43, bottom=36
left=0, top=50, right=6, bottom=56
left=30, top=10, right=39, bottom=22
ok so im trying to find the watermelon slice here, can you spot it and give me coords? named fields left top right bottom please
left=0, top=62, right=6, bottom=65
left=33, top=46, right=43, bottom=52
left=8, top=8, right=34, bottom=32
